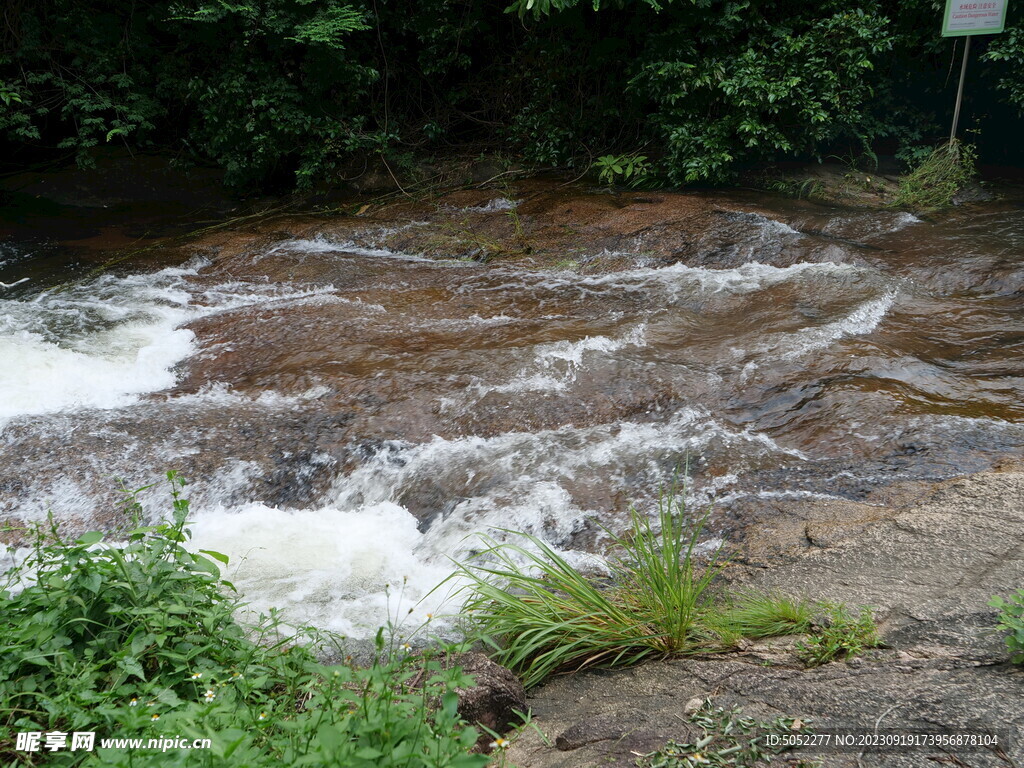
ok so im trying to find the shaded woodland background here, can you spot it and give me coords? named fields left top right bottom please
left=2, top=0, right=1023, bottom=190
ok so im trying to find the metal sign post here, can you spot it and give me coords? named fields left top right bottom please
left=941, top=0, right=1010, bottom=143
left=949, top=36, right=971, bottom=143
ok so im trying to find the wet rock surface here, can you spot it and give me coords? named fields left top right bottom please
left=505, top=466, right=1024, bottom=768
left=3, top=177, right=1024, bottom=638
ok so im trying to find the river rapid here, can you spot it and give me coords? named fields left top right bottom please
left=2, top=181, right=1023, bottom=637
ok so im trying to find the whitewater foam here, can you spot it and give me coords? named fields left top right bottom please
left=463, top=197, right=519, bottom=212
left=478, top=324, right=648, bottom=395
left=0, top=263, right=348, bottom=426
left=181, top=407, right=804, bottom=636
left=780, top=289, right=897, bottom=359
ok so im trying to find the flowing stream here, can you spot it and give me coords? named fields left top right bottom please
left=2, top=187, right=1024, bottom=636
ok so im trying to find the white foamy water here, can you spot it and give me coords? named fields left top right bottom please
left=466, top=259, right=865, bottom=307
left=0, top=261, right=344, bottom=426
left=463, top=197, right=519, bottom=212
left=779, top=289, right=898, bottom=359
left=736, top=289, right=898, bottom=366
left=0, top=268, right=197, bottom=423
left=267, top=237, right=433, bottom=262
left=189, top=501, right=455, bottom=636
left=478, top=324, right=648, bottom=395
left=186, top=408, right=805, bottom=636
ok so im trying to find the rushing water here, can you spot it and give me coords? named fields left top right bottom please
left=2, top=188, right=1024, bottom=636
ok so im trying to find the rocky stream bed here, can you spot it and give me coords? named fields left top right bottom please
left=2, top=170, right=1024, bottom=765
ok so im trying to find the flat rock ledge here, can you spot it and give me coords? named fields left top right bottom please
left=505, top=466, right=1024, bottom=768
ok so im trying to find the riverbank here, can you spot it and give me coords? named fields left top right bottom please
left=503, top=463, right=1024, bottom=767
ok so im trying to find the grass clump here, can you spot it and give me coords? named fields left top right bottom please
left=795, top=603, right=880, bottom=667
left=989, top=589, right=1024, bottom=663
left=891, top=139, right=977, bottom=212
left=763, top=177, right=825, bottom=200
left=455, top=490, right=812, bottom=688
left=722, top=591, right=813, bottom=639
left=1, top=472, right=488, bottom=768
left=638, top=700, right=811, bottom=768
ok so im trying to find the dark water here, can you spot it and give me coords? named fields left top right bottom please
left=2, top=189, right=1023, bottom=634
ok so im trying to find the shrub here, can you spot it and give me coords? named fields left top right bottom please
left=989, top=589, right=1024, bottom=663
left=592, top=153, right=653, bottom=187
left=629, top=4, right=895, bottom=185
left=0, top=472, right=487, bottom=768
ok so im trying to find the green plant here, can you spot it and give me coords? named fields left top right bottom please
left=453, top=489, right=785, bottom=688
left=638, top=700, right=809, bottom=768
left=795, top=603, right=880, bottom=667
left=593, top=153, right=653, bottom=187
left=989, top=589, right=1024, bottom=663
left=631, top=4, right=895, bottom=185
left=722, top=590, right=813, bottom=639
left=763, top=178, right=825, bottom=200
left=506, top=207, right=526, bottom=240
left=0, top=472, right=488, bottom=767
left=891, top=139, right=978, bottom=211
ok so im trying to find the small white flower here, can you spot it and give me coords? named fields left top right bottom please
left=190, top=672, right=202, bottom=680
left=258, top=712, right=267, bottom=721
left=129, top=698, right=138, bottom=707
left=151, top=714, right=160, bottom=721
left=400, top=642, right=412, bottom=653
left=489, top=737, right=509, bottom=750
left=204, top=689, right=216, bottom=702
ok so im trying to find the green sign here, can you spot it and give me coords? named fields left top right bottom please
left=942, top=0, right=1009, bottom=35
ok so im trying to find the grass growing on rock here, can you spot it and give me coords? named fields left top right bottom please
left=795, top=604, right=880, bottom=668
left=454, top=491, right=816, bottom=688
left=722, top=591, right=814, bottom=639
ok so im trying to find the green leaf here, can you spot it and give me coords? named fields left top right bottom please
left=199, top=549, right=230, bottom=565
left=118, top=656, right=146, bottom=681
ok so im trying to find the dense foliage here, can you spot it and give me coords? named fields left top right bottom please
left=1, top=0, right=1023, bottom=188
left=0, top=473, right=487, bottom=767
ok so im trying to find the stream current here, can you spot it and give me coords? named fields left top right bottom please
left=2, top=189, right=1023, bottom=636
